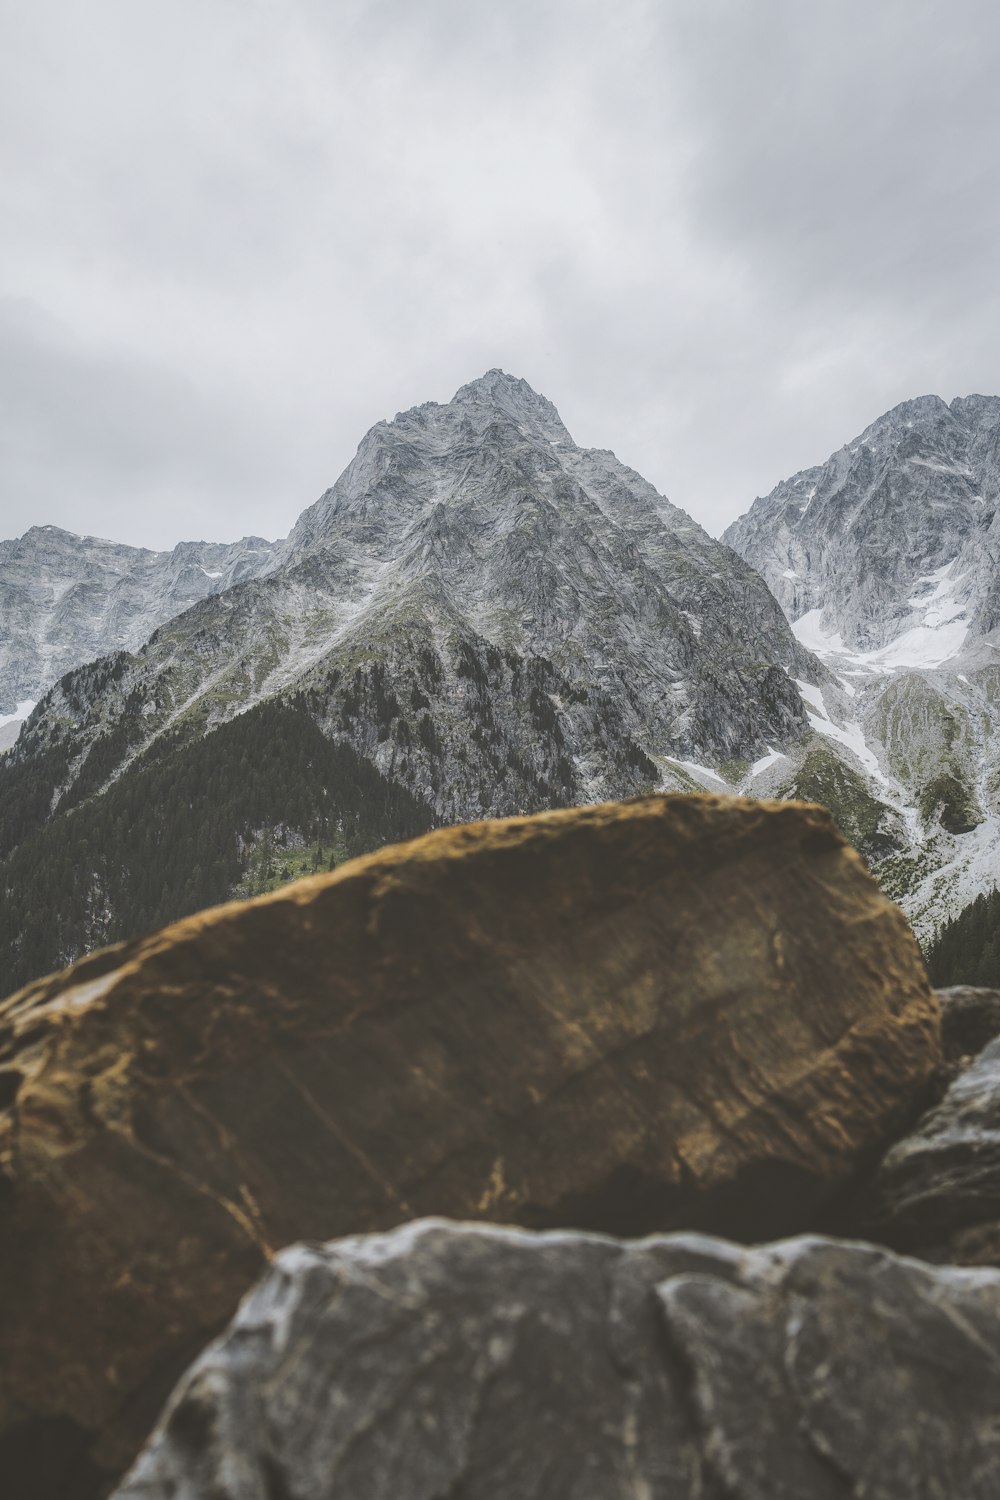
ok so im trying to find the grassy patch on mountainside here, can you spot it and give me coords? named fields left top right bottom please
left=787, top=742, right=906, bottom=863
left=235, top=834, right=348, bottom=899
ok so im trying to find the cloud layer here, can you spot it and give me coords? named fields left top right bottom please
left=3, top=0, right=999, bottom=547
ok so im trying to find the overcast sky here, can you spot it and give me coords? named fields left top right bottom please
left=3, top=0, right=1000, bottom=550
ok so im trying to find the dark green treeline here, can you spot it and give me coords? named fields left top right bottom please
left=924, top=887, right=1000, bottom=988
left=0, top=699, right=434, bottom=996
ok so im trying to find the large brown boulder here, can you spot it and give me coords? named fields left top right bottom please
left=117, top=1219, right=1000, bottom=1500
left=0, top=794, right=939, bottom=1497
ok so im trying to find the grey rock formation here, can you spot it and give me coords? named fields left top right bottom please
left=0, top=525, right=281, bottom=718
left=859, top=1033, right=1000, bottom=1267
left=117, top=1219, right=1000, bottom=1500
left=10, top=372, right=816, bottom=835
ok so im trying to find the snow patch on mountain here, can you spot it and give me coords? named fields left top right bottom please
left=750, top=747, right=786, bottom=776
left=792, top=602, right=969, bottom=673
left=0, top=700, right=35, bottom=732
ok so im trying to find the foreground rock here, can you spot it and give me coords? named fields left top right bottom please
left=849, top=988, right=1000, bottom=1267
left=118, top=1218, right=1000, bottom=1499
left=937, top=985, right=1000, bottom=1065
left=859, top=1033, right=1000, bottom=1266
left=0, top=794, right=939, bottom=1496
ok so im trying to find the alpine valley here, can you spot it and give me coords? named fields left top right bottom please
left=3, top=371, right=999, bottom=992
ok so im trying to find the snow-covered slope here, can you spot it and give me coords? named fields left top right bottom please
left=0, top=526, right=282, bottom=726
left=9, top=370, right=817, bottom=832
left=725, top=393, right=1000, bottom=937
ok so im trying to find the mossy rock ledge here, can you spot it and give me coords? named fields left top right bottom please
left=0, top=793, right=939, bottom=1498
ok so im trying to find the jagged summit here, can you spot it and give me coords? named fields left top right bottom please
left=21, top=523, right=83, bottom=540
left=287, top=370, right=629, bottom=553
left=451, top=367, right=570, bottom=440
left=454, top=366, right=548, bottom=405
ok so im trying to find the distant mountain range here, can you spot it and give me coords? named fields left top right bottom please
left=0, top=527, right=281, bottom=744
left=4, top=371, right=1000, bottom=990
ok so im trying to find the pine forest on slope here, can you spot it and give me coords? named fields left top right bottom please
left=924, top=886, right=1000, bottom=988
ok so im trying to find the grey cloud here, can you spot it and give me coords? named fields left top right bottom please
left=2, top=1, right=999, bottom=547
left=0, top=299, right=294, bottom=546
left=665, top=0, right=1000, bottom=313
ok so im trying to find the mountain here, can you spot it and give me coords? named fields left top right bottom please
left=724, top=393, right=1000, bottom=937
left=724, top=393, right=1000, bottom=653
left=0, top=525, right=283, bottom=734
left=0, top=370, right=816, bottom=990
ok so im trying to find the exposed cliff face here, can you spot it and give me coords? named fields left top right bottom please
left=117, top=1219, right=1000, bottom=1500
left=0, top=525, right=281, bottom=718
left=0, top=795, right=939, bottom=1496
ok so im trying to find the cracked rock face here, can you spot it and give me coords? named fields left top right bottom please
left=116, top=1218, right=1000, bottom=1500
left=0, top=794, right=939, bottom=1497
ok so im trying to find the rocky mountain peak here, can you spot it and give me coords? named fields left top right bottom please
left=721, top=390, right=1000, bottom=944
left=451, top=367, right=572, bottom=446
left=723, top=390, right=1000, bottom=656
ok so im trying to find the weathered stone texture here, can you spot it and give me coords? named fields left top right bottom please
left=117, top=1219, right=1000, bottom=1500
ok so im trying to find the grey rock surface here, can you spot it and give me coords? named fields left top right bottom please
left=0, top=525, right=281, bottom=716
left=117, top=1218, right=1000, bottom=1500
left=858, top=1033, right=1000, bottom=1267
